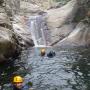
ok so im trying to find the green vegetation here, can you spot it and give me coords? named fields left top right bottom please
left=0, top=60, right=19, bottom=85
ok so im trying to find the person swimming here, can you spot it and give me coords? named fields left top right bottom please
left=47, top=51, right=56, bottom=58
left=10, top=75, right=33, bottom=90
left=40, top=48, right=46, bottom=56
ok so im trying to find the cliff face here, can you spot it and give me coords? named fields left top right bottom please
left=55, top=22, right=90, bottom=46
left=46, top=0, right=78, bottom=45
left=0, top=6, right=20, bottom=62
left=45, top=0, right=90, bottom=46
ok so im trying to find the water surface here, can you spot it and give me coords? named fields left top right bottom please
left=1, top=47, right=90, bottom=90
left=22, top=47, right=90, bottom=90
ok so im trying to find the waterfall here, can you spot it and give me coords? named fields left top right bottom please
left=30, top=20, right=38, bottom=47
left=28, top=15, right=47, bottom=47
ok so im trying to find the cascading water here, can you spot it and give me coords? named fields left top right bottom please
left=28, top=15, right=47, bottom=47
left=30, top=20, right=38, bottom=47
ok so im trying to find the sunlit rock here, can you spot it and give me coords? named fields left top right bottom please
left=55, top=22, right=90, bottom=46
left=45, top=0, right=78, bottom=45
left=50, top=24, right=75, bottom=46
left=46, top=0, right=78, bottom=28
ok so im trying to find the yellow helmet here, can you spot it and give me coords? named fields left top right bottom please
left=13, top=76, right=23, bottom=83
left=40, top=48, right=46, bottom=56
left=41, top=48, right=45, bottom=53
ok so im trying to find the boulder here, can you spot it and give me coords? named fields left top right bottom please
left=0, top=27, right=17, bottom=62
left=0, top=7, right=19, bottom=62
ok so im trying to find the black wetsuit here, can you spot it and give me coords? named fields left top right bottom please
left=3, top=82, right=32, bottom=90
left=9, top=84, right=31, bottom=90
left=13, top=86, right=22, bottom=90
left=47, top=51, right=56, bottom=58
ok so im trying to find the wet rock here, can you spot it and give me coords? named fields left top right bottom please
left=13, top=15, right=34, bottom=47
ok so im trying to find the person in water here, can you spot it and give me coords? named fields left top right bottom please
left=47, top=50, right=56, bottom=58
left=40, top=48, right=56, bottom=58
left=40, top=48, right=46, bottom=56
left=11, top=75, right=33, bottom=90
left=12, top=75, right=23, bottom=90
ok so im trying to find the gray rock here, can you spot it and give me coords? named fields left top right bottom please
left=0, top=27, right=17, bottom=62
left=50, top=23, right=75, bottom=46
left=46, top=0, right=78, bottom=28
left=0, top=7, right=19, bottom=62
left=45, top=0, right=78, bottom=45
left=55, top=22, right=90, bottom=46
left=12, top=15, right=34, bottom=47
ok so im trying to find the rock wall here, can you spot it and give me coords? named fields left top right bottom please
left=45, top=0, right=90, bottom=47
left=55, top=22, right=90, bottom=46
left=12, top=15, right=34, bottom=47
left=1, top=0, right=90, bottom=52
left=46, top=0, right=78, bottom=45
left=0, top=7, right=19, bottom=62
